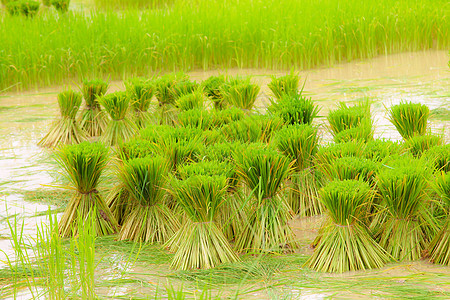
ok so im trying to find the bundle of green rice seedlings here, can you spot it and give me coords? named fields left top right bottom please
left=234, top=144, right=296, bottom=253
left=154, top=73, right=188, bottom=125
left=168, top=175, right=240, bottom=270
left=326, top=156, right=379, bottom=184
left=221, top=77, right=260, bottom=111
left=210, top=107, right=245, bottom=128
left=202, top=129, right=225, bottom=146
left=387, top=101, right=430, bottom=140
left=269, top=93, right=319, bottom=125
left=307, top=180, right=388, bottom=273
left=274, top=124, right=321, bottom=215
left=125, top=77, right=154, bottom=129
left=255, top=114, right=285, bottom=143
left=56, top=142, right=118, bottom=237
left=403, top=132, right=443, bottom=157
left=38, top=89, right=86, bottom=148
left=177, top=109, right=213, bottom=130
left=327, top=102, right=370, bottom=137
left=334, top=119, right=374, bottom=143
left=221, top=117, right=263, bottom=143
left=118, top=156, right=179, bottom=243
left=428, top=172, right=450, bottom=265
left=314, top=141, right=366, bottom=174
left=99, top=91, right=136, bottom=146
left=201, top=75, right=227, bottom=110
left=51, top=0, right=69, bottom=13
left=376, top=157, right=437, bottom=261
left=107, top=139, right=157, bottom=225
left=425, top=144, right=450, bottom=173
left=6, top=0, right=40, bottom=17
left=175, top=89, right=204, bottom=111
left=268, top=73, right=300, bottom=100
left=79, top=79, right=109, bottom=137
left=363, top=139, right=402, bottom=162
left=172, top=78, right=199, bottom=100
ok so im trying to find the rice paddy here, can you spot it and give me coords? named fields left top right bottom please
left=0, top=0, right=449, bottom=297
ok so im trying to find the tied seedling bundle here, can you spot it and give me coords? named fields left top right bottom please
left=327, top=101, right=371, bottom=138
left=99, top=91, right=136, bottom=146
left=201, top=75, right=227, bottom=110
left=221, top=77, right=260, bottom=111
left=177, top=109, right=214, bottom=130
left=308, top=180, right=388, bottom=273
left=274, top=124, right=322, bottom=216
left=334, top=119, right=374, bottom=143
left=429, top=172, right=450, bottom=265
left=388, top=101, right=430, bottom=140
left=56, top=142, right=118, bottom=237
left=234, top=144, right=296, bottom=253
left=118, top=156, right=180, bottom=243
left=38, top=89, right=86, bottom=148
left=376, top=157, right=437, bottom=261
left=269, top=92, right=319, bottom=125
left=425, top=144, right=450, bottom=173
left=79, top=78, right=109, bottom=137
left=125, top=77, right=154, bottom=129
left=403, top=132, right=443, bottom=157
left=268, top=73, right=300, bottom=100
left=168, top=175, right=240, bottom=270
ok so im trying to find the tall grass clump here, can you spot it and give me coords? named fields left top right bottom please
left=94, top=0, right=172, bottom=10
left=327, top=102, right=370, bottom=137
left=201, top=75, right=226, bottom=110
left=274, top=124, right=321, bottom=215
left=308, top=180, right=388, bottom=273
left=56, top=142, right=118, bottom=237
left=221, top=77, right=260, bottom=111
left=428, top=172, right=450, bottom=265
left=168, top=175, right=240, bottom=270
left=269, top=93, right=319, bottom=125
left=403, top=132, right=443, bottom=157
left=38, top=89, right=86, bottom=148
left=268, top=73, right=299, bottom=100
left=376, top=157, right=436, bottom=261
left=388, top=101, right=430, bottom=140
left=118, top=156, right=180, bottom=243
left=234, top=144, right=296, bottom=253
left=125, top=77, right=154, bottom=128
left=79, top=78, right=109, bottom=137
left=99, top=91, right=136, bottom=146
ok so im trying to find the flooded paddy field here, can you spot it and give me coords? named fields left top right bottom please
left=0, top=50, right=449, bottom=299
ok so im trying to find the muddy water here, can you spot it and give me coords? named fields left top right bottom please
left=0, top=50, right=449, bottom=297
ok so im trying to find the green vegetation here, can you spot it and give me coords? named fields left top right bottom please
left=0, top=0, right=448, bottom=91
left=79, top=78, right=109, bottom=137
left=388, top=101, right=430, bottom=140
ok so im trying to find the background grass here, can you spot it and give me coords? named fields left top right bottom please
left=0, top=0, right=448, bottom=92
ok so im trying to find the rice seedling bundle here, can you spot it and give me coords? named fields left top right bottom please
left=201, top=75, right=227, bottom=110
left=56, top=142, right=118, bottom=237
left=234, top=144, right=296, bottom=253
left=363, top=139, right=402, bottom=162
left=99, top=91, right=136, bottom=146
left=79, top=78, right=109, bottom=137
left=255, top=114, right=285, bottom=143
left=388, top=101, right=430, bottom=140
left=308, top=180, right=388, bottom=273
left=176, top=89, right=204, bottom=111
left=326, top=157, right=379, bottom=184
left=177, top=109, right=213, bottom=130
left=268, top=73, right=300, bottom=100
left=221, top=77, right=260, bottom=111
left=6, top=0, right=40, bottom=17
left=269, top=93, right=319, bottom=125
left=274, top=124, right=321, bottom=215
left=210, top=107, right=244, bottom=127
left=333, top=119, right=374, bottom=143
left=403, top=133, right=443, bottom=157
left=425, top=144, right=450, bottom=173
left=327, top=102, right=370, bottom=137
left=314, top=141, right=366, bottom=172
left=118, top=156, right=179, bottom=243
left=168, top=175, right=240, bottom=270
left=376, top=158, right=436, bottom=261
left=154, top=73, right=188, bottom=125
left=202, top=129, right=225, bottom=146
left=125, top=77, right=154, bottom=129
left=51, top=0, right=69, bottom=13
left=38, top=89, right=86, bottom=148
left=428, top=172, right=450, bottom=265
left=221, top=118, right=263, bottom=143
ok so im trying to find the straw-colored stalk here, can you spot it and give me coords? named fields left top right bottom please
left=78, top=79, right=109, bottom=137
left=99, top=91, right=136, bottom=146
left=56, top=142, right=118, bottom=237
left=38, top=90, right=86, bottom=148
left=308, top=180, right=389, bottom=273
left=105, top=184, right=131, bottom=226
left=387, top=101, right=430, bottom=140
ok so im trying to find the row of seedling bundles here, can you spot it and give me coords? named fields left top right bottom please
left=42, top=72, right=449, bottom=272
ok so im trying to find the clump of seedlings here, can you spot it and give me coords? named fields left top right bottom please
left=221, top=77, right=260, bottom=111
left=51, top=0, right=70, bottom=13
left=154, top=73, right=188, bottom=124
left=388, top=101, right=430, bottom=140
left=268, top=73, right=299, bottom=100
left=56, top=142, right=118, bottom=237
left=6, top=0, right=40, bottom=17
left=363, top=139, right=402, bottom=162
left=176, top=89, right=204, bottom=111
left=99, top=91, right=136, bottom=146
left=201, top=75, right=227, bottom=110
left=118, top=156, right=179, bottom=243
left=79, top=78, right=109, bottom=137
left=168, top=175, right=240, bottom=270
left=326, top=156, right=378, bottom=185
left=177, top=109, right=213, bottom=130
left=274, top=124, right=321, bottom=215
left=125, top=77, right=154, bottom=128
left=269, top=92, right=319, bottom=125
left=234, top=144, right=296, bottom=253
left=403, top=132, right=443, bottom=157
left=334, top=119, right=374, bottom=143
left=425, top=144, right=450, bottom=173
left=38, top=89, right=86, bottom=148
left=308, top=180, right=388, bottom=273
left=327, top=101, right=370, bottom=137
